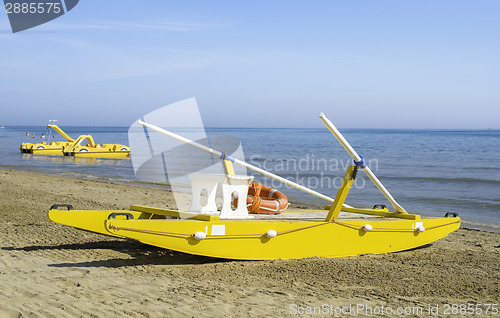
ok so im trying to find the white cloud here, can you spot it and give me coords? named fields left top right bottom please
left=49, top=19, right=214, bottom=32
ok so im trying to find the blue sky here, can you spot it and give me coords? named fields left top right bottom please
left=0, top=1, right=499, bottom=128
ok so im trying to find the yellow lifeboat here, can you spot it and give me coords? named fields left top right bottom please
left=47, top=113, right=461, bottom=260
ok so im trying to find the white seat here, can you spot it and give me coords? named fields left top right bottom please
left=187, top=173, right=254, bottom=218
left=220, top=175, right=254, bottom=219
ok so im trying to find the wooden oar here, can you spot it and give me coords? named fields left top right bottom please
left=137, top=120, right=352, bottom=207
left=318, top=113, right=407, bottom=213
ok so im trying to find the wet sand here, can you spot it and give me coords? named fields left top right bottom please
left=0, top=168, right=498, bottom=317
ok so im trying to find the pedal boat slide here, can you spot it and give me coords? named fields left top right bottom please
left=48, top=113, right=460, bottom=260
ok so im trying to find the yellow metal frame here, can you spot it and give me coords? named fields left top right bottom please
left=222, top=159, right=235, bottom=175
left=130, top=205, right=220, bottom=221
left=324, top=165, right=421, bottom=220
left=326, top=165, right=357, bottom=221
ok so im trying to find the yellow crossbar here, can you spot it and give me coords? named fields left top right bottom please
left=130, top=205, right=220, bottom=222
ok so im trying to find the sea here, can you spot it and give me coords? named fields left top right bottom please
left=1, top=125, right=499, bottom=232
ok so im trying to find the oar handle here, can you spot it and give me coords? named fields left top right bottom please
left=319, top=112, right=362, bottom=163
left=138, top=120, right=223, bottom=158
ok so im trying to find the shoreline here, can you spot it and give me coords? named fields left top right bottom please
left=1, top=165, right=498, bottom=233
left=0, top=167, right=498, bottom=317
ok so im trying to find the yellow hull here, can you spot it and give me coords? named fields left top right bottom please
left=30, top=148, right=64, bottom=155
left=64, top=150, right=130, bottom=158
left=20, top=142, right=69, bottom=156
left=48, top=206, right=460, bottom=260
left=64, top=139, right=130, bottom=158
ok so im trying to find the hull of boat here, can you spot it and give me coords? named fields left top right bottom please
left=48, top=206, right=460, bottom=260
left=20, top=142, right=68, bottom=155
left=30, top=148, right=65, bottom=155
left=64, top=150, right=130, bottom=158
left=21, top=148, right=64, bottom=155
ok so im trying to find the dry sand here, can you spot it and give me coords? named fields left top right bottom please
left=0, top=168, right=498, bottom=317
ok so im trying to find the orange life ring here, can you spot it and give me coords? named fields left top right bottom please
left=246, top=182, right=288, bottom=215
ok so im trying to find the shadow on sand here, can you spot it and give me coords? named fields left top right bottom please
left=1, top=239, right=232, bottom=267
left=3, top=240, right=431, bottom=268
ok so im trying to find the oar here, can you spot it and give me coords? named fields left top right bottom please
left=318, top=113, right=407, bottom=214
left=137, top=120, right=351, bottom=207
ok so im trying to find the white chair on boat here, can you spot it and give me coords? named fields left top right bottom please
left=188, top=173, right=254, bottom=219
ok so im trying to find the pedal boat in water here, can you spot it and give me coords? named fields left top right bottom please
left=20, top=124, right=74, bottom=155
left=20, top=123, right=130, bottom=158
left=48, top=113, right=460, bottom=260
left=62, top=134, right=130, bottom=159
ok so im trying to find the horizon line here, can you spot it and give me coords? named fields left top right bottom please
left=2, top=125, right=499, bottom=131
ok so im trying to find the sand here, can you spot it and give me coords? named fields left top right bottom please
left=0, top=168, right=498, bottom=317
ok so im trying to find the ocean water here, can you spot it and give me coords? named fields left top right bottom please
left=1, top=125, right=499, bottom=231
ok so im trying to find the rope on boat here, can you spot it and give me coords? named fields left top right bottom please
left=108, top=219, right=461, bottom=239
left=108, top=225, right=188, bottom=238
left=334, top=220, right=461, bottom=232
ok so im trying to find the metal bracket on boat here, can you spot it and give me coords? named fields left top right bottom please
left=107, top=212, right=134, bottom=220
left=445, top=212, right=458, bottom=218
left=351, top=165, right=359, bottom=180
left=219, top=152, right=235, bottom=162
left=373, top=204, right=387, bottom=210
left=49, top=204, right=74, bottom=211
left=353, top=156, right=367, bottom=169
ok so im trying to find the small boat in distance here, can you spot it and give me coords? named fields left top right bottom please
left=48, top=112, right=460, bottom=260
left=20, top=121, right=130, bottom=158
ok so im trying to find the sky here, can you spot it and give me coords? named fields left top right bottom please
left=0, top=1, right=499, bottom=129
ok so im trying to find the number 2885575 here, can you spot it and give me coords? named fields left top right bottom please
left=5, top=2, right=62, bottom=14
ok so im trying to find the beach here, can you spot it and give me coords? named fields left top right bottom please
left=0, top=168, right=498, bottom=317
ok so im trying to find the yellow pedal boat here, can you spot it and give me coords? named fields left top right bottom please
left=48, top=113, right=461, bottom=260
left=20, top=124, right=74, bottom=155
left=62, top=134, right=130, bottom=159
left=20, top=123, right=130, bottom=158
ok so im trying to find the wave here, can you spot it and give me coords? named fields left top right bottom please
left=460, top=220, right=500, bottom=233
left=385, top=176, right=500, bottom=186
left=413, top=196, right=500, bottom=207
left=248, top=173, right=500, bottom=187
